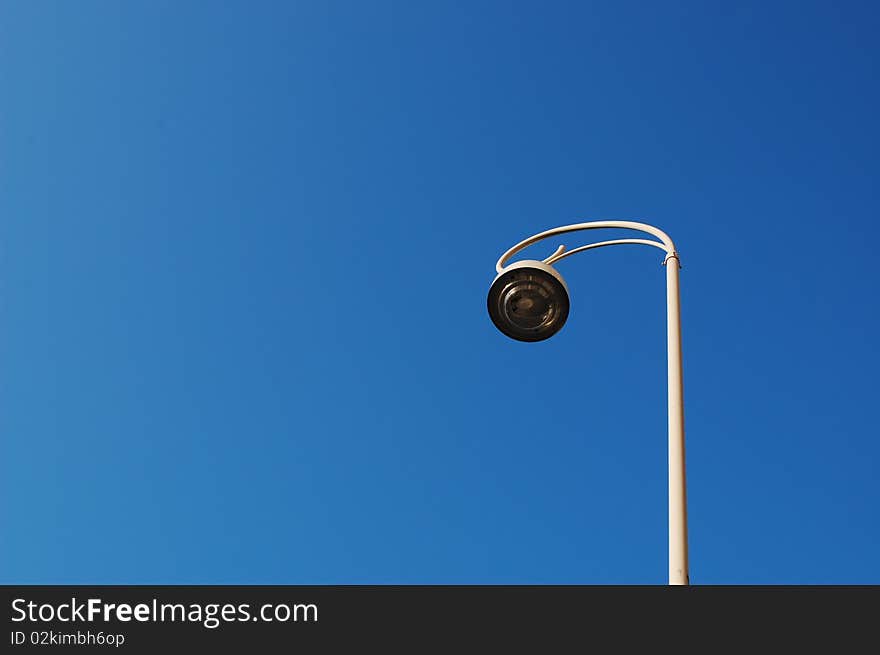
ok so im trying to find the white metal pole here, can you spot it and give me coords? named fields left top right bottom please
left=666, top=253, right=689, bottom=585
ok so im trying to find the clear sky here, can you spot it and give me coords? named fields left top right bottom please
left=2, top=1, right=878, bottom=584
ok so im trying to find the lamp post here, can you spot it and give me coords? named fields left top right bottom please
left=487, top=220, right=689, bottom=585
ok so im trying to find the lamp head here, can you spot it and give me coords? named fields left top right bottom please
left=487, top=260, right=569, bottom=342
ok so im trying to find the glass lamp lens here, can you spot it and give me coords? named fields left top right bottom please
left=487, top=266, right=569, bottom=342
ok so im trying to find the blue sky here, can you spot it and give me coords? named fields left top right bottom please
left=1, top=1, right=878, bottom=584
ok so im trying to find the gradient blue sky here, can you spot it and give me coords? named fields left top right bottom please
left=2, top=1, right=878, bottom=584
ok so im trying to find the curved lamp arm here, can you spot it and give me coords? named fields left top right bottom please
left=495, top=220, right=678, bottom=273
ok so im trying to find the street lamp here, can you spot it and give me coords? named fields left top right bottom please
left=487, top=220, right=689, bottom=585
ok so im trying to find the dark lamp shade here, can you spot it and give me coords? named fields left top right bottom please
left=487, top=261, right=569, bottom=342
